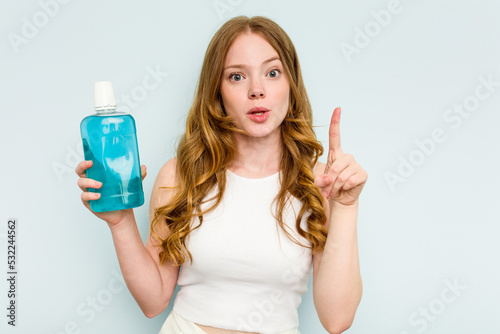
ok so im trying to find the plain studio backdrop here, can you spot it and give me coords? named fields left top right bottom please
left=1, top=0, right=499, bottom=333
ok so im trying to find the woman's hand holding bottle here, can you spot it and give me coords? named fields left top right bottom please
left=75, top=160, right=147, bottom=227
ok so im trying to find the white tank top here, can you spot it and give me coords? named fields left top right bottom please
left=172, top=168, right=313, bottom=334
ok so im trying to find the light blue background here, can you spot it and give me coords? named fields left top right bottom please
left=1, top=0, right=499, bottom=333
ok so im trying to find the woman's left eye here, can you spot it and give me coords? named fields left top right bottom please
left=267, top=69, right=280, bottom=78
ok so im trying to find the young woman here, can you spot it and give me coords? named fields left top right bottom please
left=76, top=16, right=367, bottom=334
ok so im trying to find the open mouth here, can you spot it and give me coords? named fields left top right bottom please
left=248, top=107, right=270, bottom=115
left=247, top=108, right=270, bottom=122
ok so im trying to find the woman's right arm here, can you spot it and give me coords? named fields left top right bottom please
left=75, top=157, right=180, bottom=318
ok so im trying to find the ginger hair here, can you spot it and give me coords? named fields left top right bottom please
left=150, top=16, right=327, bottom=266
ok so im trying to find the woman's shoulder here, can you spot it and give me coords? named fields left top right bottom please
left=159, top=157, right=177, bottom=178
left=153, top=157, right=179, bottom=193
left=148, top=157, right=180, bottom=222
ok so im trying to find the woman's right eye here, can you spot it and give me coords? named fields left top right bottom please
left=229, top=73, right=243, bottom=81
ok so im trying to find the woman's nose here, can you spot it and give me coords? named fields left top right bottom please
left=248, top=78, right=265, bottom=99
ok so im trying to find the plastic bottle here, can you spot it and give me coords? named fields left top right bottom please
left=80, top=81, right=144, bottom=212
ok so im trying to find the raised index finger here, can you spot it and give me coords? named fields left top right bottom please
left=329, top=107, right=342, bottom=153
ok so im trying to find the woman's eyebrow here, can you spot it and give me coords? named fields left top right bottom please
left=223, top=56, right=281, bottom=71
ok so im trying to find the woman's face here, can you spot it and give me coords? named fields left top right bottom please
left=220, top=32, right=290, bottom=139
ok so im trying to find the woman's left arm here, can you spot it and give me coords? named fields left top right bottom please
left=312, top=107, right=367, bottom=334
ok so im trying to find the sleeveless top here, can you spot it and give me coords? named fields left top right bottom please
left=172, top=169, right=313, bottom=334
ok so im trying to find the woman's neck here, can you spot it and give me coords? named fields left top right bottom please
left=229, top=132, right=283, bottom=178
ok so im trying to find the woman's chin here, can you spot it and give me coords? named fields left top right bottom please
left=237, top=128, right=280, bottom=141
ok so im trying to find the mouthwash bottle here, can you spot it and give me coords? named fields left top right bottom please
left=80, top=81, right=144, bottom=212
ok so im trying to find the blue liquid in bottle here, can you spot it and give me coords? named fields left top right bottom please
left=80, top=81, right=144, bottom=212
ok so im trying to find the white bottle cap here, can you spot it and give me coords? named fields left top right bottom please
left=94, top=81, right=117, bottom=111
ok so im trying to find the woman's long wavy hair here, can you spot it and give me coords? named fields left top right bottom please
left=150, top=16, right=328, bottom=266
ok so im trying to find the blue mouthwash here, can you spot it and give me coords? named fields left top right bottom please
left=80, top=81, right=144, bottom=212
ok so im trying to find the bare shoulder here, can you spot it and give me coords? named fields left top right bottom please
left=152, top=157, right=179, bottom=204
left=147, top=157, right=179, bottom=241
left=156, top=157, right=179, bottom=188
